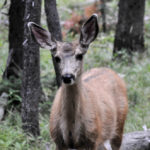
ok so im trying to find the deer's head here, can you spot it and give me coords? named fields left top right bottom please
left=28, top=14, right=99, bottom=85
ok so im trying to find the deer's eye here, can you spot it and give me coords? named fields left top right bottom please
left=76, top=54, right=83, bottom=61
left=55, top=56, right=61, bottom=63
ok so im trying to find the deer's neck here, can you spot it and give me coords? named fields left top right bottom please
left=59, top=79, right=84, bottom=146
left=61, top=80, right=82, bottom=124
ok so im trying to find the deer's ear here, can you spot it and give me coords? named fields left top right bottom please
left=28, top=22, right=56, bottom=51
left=79, top=14, right=99, bottom=51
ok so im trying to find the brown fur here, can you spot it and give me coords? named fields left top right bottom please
left=28, top=15, right=128, bottom=150
left=84, top=1, right=101, bottom=18
left=50, top=67, right=128, bottom=150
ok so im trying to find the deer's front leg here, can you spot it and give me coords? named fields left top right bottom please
left=97, top=144, right=107, bottom=150
left=55, top=146, right=67, bottom=150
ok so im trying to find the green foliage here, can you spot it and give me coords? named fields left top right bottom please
left=0, top=78, right=21, bottom=110
left=0, top=111, right=54, bottom=150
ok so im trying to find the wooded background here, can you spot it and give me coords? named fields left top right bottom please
left=0, top=0, right=150, bottom=149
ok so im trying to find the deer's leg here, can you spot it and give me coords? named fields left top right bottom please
left=55, top=146, right=67, bottom=150
left=89, top=143, right=106, bottom=150
left=110, top=135, right=122, bottom=150
left=110, top=120, right=125, bottom=150
left=98, top=144, right=107, bottom=150
left=56, top=148, right=67, bottom=150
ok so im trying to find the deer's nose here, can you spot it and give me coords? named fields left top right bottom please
left=62, top=74, right=75, bottom=84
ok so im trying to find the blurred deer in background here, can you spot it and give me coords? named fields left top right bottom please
left=28, top=14, right=128, bottom=150
left=63, top=0, right=106, bottom=37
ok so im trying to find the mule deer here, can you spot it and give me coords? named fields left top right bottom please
left=28, top=14, right=128, bottom=150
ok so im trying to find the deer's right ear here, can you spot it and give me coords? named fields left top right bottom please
left=79, top=14, right=99, bottom=52
left=28, top=22, right=56, bottom=51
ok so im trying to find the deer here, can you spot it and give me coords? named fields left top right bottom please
left=63, top=0, right=104, bottom=37
left=28, top=14, right=128, bottom=150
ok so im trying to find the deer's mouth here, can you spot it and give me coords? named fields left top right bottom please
left=62, top=74, right=75, bottom=85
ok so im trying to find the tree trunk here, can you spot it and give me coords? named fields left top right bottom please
left=45, top=0, right=62, bottom=87
left=21, top=0, right=41, bottom=136
left=3, top=0, right=25, bottom=79
left=100, top=0, right=106, bottom=32
left=113, top=0, right=145, bottom=58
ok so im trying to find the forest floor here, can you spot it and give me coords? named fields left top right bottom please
left=0, top=0, right=150, bottom=149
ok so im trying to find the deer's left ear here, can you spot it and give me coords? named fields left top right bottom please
left=28, top=22, right=56, bottom=51
left=79, top=14, right=99, bottom=51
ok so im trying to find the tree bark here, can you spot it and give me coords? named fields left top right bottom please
left=3, top=0, right=25, bottom=79
left=44, top=0, right=62, bottom=87
left=113, top=0, right=145, bottom=58
left=21, top=0, right=41, bottom=136
left=100, top=0, right=106, bottom=32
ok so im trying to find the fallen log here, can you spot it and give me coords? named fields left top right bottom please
left=104, top=130, right=150, bottom=150
left=121, top=130, right=150, bottom=150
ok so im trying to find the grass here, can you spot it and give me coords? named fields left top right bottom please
left=0, top=0, right=150, bottom=149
